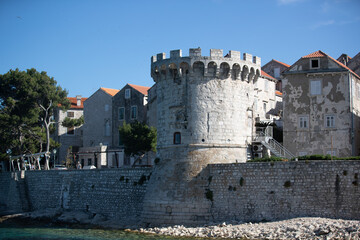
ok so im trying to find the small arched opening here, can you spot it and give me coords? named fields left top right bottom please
left=168, top=63, right=178, bottom=81
left=160, top=64, right=167, bottom=79
left=174, top=132, right=181, bottom=144
left=193, top=61, right=205, bottom=76
left=220, top=62, right=230, bottom=79
left=241, top=65, right=249, bottom=81
left=179, top=62, right=189, bottom=77
left=232, top=63, right=241, bottom=80
left=208, top=62, right=217, bottom=77
left=249, top=68, right=255, bottom=82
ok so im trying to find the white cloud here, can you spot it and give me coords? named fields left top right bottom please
left=310, top=20, right=335, bottom=30
left=321, top=2, right=330, bottom=13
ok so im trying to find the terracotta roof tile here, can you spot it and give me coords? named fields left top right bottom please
left=128, top=84, right=150, bottom=95
left=67, top=97, right=87, bottom=109
left=301, top=50, right=327, bottom=58
left=275, top=90, right=283, bottom=96
left=101, top=87, right=119, bottom=96
left=301, top=50, right=360, bottom=79
left=261, top=70, right=277, bottom=80
left=273, top=59, right=291, bottom=68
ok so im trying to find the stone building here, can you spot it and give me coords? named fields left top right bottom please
left=80, top=87, right=119, bottom=168
left=142, top=48, right=281, bottom=225
left=347, top=52, right=360, bottom=76
left=282, top=50, right=360, bottom=157
left=112, top=84, right=150, bottom=147
left=112, top=83, right=152, bottom=167
left=53, top=96, right=87, bottom=163
left=262, top=59, right=290, bottom=92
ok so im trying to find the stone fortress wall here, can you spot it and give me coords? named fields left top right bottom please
left=0, top=161, right=359, bottom=226
left=141, top=48, right=280, bottom=225
left=151, top=48, right=264, bottom=162
left=0, top=48, right=358, bottom=227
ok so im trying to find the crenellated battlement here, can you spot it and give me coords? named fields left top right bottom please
left=152, top=48, right=261, bottom=64
left=151, top=48, right=261, bottom=83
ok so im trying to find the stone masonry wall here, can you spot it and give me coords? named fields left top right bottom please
left=0, top=168, right=152, bottom=224
left=205, top=161, right=360, bottom=222
left=1, top=161, right=359, bottom=226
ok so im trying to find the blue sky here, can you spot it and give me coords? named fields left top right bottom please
left=1, top=0, right=359, bottom=97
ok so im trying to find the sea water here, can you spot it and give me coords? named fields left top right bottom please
left=0, top=221, right=208, bottom=240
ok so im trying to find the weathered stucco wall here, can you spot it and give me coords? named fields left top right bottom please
left=282, top=53, right=355, bottom=157
left=0, top=161, right=359, bottom=226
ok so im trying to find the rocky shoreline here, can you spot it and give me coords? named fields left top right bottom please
left=137, top=218, right=360, bottom=239
left=1, top=209, right=359, bottom=239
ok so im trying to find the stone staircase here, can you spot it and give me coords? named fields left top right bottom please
left=254, top=126, right=295, bottom=159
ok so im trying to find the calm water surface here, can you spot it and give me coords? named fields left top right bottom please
left=0, top=220, right=208, bottom=240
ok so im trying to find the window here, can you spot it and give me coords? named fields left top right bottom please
left=105, top=104, right=109, bottom=112
left=67, top=127, right=75, bottom=135
left=298, top=116, right=309, bottom=128
left=263, top=102, right=267, bottom=113
left=67, top=111, right=74, bottom=118
left=325, top=115, right=335, bottom=128
left=118, top=107, right=125, bottom=120
left=88, top=158, right=92, bottom=165
left=310, top=58, right=320, bottom=69
left=264, top=80, right=269, bottom=92
left=298, top=151, right=307, bottom=156
left=105, top=120, right=111, bottom=136
left=174, top=132, right=181, bottom=144
left=326, top=150, right=337, bottom=156
left=125, top=89, right=131, bottom=99
left=310, top=80, right=322, bottom=95
left=274, top=68, right=280, bottom=78
left=131, top=106, right=137, bottom=119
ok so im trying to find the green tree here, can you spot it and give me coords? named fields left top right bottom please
left=61, top=115, right=84, bottom=128
left=0, top=69, right=69, bottom=169
left=119, top=121, right=157, bottom=166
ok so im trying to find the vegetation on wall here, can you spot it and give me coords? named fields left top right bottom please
left=249, top=155, right=360, bottom=162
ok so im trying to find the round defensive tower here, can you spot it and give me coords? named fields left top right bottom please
left=142, top=48, right=261, bottom=226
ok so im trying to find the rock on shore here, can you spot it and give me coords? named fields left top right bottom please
left=2, top=210, right=359, bottom=239
left=137, top=217, right=360, bottom=240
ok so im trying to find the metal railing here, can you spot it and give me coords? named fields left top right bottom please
left=255, top=126, right=295, bottom=159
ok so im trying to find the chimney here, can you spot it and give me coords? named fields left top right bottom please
left=76, top=95, right=81, bottom=106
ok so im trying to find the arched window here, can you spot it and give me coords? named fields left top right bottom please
left=174, top=132, right=181, bottom=144
left=193, top=61, right=204, bottom=76
left=220, top=62, right=230, bottom=79
left=208, top=62, right=217, bottom=77
left=232, top=64, right=241, bottom=80
left=241, top=65, right=249, bottom=81
left=179, top=62, right=189, bottom=77
left=168, top=63, right=178, bottom=80
left=160, top=64, right=166, bottom=79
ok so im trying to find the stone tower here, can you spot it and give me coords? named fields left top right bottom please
left=142, top=48, right=261, bottom=226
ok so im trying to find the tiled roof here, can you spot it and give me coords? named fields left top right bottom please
left=301, top=50, right=327, bottom=58
left=275, top=90, right=283, bottom=96
left=301, top=50, right=360, bottom=79
left=328, top=55, right=360, bottom=79
left=273, top=59, right=291, bottom=68
left=101, top=87, right=119, bottom=96
left=68, top=97, right=87, bottom=109
left=261, top=70, right=277, bottom=81
left=128, top=84, right=150, bottom=95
